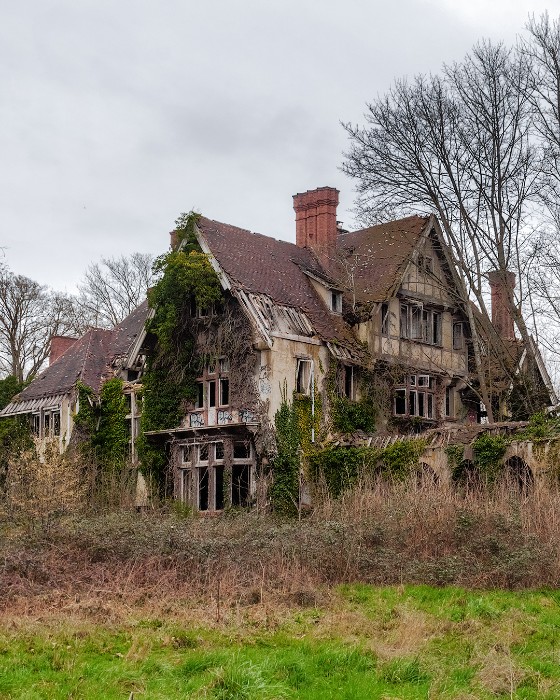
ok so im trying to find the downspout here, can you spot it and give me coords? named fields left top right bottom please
left=310, top=360, right=315, bottom=444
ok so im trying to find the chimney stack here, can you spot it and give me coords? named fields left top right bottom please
left=488, top=270, right=516, bottom=340
left=50, top=336, right=78, bottom=366
left=293, top=187, right=339, bottom=263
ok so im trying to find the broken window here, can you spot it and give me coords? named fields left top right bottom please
left=400, top=304, right=409, bottom=338
left=343, top=365, right=354, bottom=399
left=400, top=303, right=441, bottom=345
left=394, top=375, right=437, bottom=419
left=198, top=467, right=209, bottom=511
left=53, top=412, right=61, bottom=437
left=208, top=381, right=216, bottom=408
left=411, top=305, right=423, bottom=339
left=43, top=412, right=50, bottom=436
left=215, top=466, right=225, bottom=510
left=232, top=464, right=250, bottom=507
left=381, top=303, right=389, bottom=336
left=214, top=442, right=224, bottom=462
left=394, top=389, right=407, bottom=415
left=453, top=322, right=464, bottom=350
left=296, top=359, right=312, bottom=394
left=445, top=387, right=455, bottom=418
left=233, top=441, right=251, bottom=460
left=31, top=414, right=40, bottom=436
left=198, top=443, right=209, bottom=464
left=219, top=378, right=230, bottom=406
left=330, top=290, right=342, bottom=313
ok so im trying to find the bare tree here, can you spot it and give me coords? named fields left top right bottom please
left=77, top=253, right=154, bottom=328
left=342, top=41, right=540, bottom=420
left=0, top=266, right=80, bottom=382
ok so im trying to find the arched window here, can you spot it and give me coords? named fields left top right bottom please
left=504, top=456, right=534, bottom=493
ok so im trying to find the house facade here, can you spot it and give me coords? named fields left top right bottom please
left=1, top=186, right=554, bottom=511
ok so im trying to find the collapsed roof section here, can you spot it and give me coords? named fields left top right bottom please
left=0, top=301, right=150, bottom=417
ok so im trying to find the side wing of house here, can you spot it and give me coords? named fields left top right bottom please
left=347, top=217, right=470, bottom=427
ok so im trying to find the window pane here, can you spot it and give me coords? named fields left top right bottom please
left=208, top=381, right=216, bottom=408
left=395, top=389, right=406, bottom=415
left=215, top=466, right=224, bottom=510
left=53, top=412, right=61, bottom=436
left=381, top=303, right=389, bottom=335
left=198, top=444, right=209, bottom=463
left=196, top=383, right=204, bottom=408
left=400, top=304, right=409, bottom=338
left=198, top=468, right=209, bottom=511
left=410, top=390, right=417, bottom=416
left=215, top=442, right=224, bottom=461
left=418, top=392, right=425, bottom=417
left=233, top=441, right=251, bottom=459
left=232, top=464, right=250, bottom=507
left=432, top=312, right=441, bottom=345
left=220, top=378, right=230, bottom=406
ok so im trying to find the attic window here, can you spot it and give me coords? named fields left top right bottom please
left=330, top=290, right=342, bottom=314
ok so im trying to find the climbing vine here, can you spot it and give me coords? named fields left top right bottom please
left=472, top=433, right=508, bottom=482
left=137, top=211, right=223, bottom=494
left=309, top=438, right=427, bottom=498
left=326, top=361, right=377, bottom=434
left=74, top=378, right=129, bottom=467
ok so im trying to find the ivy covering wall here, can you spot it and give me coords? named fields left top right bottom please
left=136, top=211, right=223, bottom=494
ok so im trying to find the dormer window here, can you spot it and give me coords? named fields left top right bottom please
left=330, top=290, right=342, bottom=313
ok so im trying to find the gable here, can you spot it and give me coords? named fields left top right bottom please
left=399, top=228, right=457, bottom=307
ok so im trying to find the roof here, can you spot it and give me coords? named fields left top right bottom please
left=0, top=301, right=150, bottom=416
left=338, top=215, right=430, bottom=303
left=196, top=216, right=364, bottom=356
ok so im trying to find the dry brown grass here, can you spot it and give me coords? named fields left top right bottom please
left=1, top=476, right=560, bottom=622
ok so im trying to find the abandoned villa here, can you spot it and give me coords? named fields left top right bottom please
left=1, top=187, right=556, bottom=511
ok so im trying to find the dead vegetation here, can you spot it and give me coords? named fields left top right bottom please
left=1, top=476, right=560, bottom=623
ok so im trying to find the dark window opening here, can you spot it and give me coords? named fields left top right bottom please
left=219, top=378, right=229, bottom=406
left=233, top=441, right=251, bottom=459
left=215, top=466, right=224, bottom=510
left=330, top=290, right=342, bottom=313
left=343, top=365, right=354, bottom=399
left=381, top=303, right=389, bottom=335
left=504, top=456, right=534, bottom=493
left=198, top=468, right=209, bottom=511
left=395, top=389, right=406, bottom=415
left=44, top=413, right=50, bottom=435
left=208, top=381, right=216, bottom=408
left=199, top=444, right=209, bottom=462
left=232, top=464, right=250, bottom=507
left=127, top=369, right=139, bottom=381
left=196, top=382, right=204, bottom=408
left=215, top=442, right=224, bottom=461
left=32, top=414, right=40, bottom=436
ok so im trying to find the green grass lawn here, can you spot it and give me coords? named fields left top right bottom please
left=2, top=585, right=560, bottom=699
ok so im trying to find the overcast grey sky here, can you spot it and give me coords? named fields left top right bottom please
left=1, top=0, right=559, bottom=291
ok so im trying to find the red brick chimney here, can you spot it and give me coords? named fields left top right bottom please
left=170, top=230, right=179, bottom=250
left=488, top=270, right=516, bottom=340
left=50, top=336, right=78, bottom=365
left=293, top=187, right=339, bottom=262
